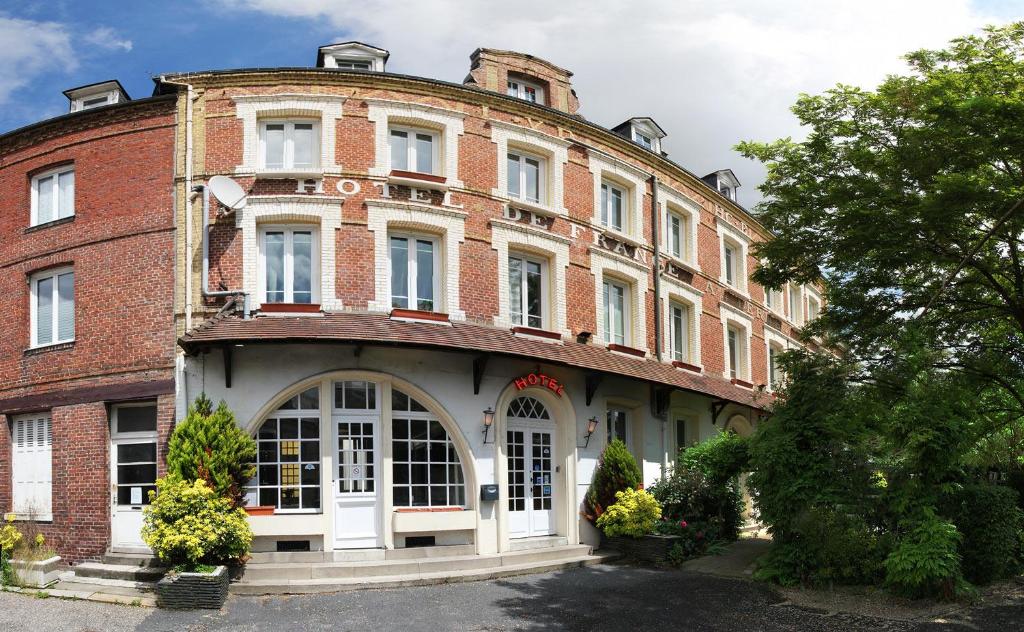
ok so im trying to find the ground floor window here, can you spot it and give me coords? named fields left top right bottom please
left=11, top=414, right=52, bottom=520
left=391, top=389, right=465, bottom=507
left=247, top=386, right=321, bottom=511
left=607, top=407, right=629, bottom=446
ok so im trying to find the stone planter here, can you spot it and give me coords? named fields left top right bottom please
left=604, top=534, right=682, bottom=564
left=156, top=565, right=228, bottom=609
left=9, top=556, right=62, bottom=588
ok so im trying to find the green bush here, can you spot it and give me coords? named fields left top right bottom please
left=142, top=478, right=252, bottom=570
left=595, top=488, right=661, bottom=538
left=166, top=394, right=256, bottom=508
left=884, top=510, right=965, bottom=600
left=941, top=484, right=1023, bottom=584
left=679, top=430, right=749, bottom=484
left=584, top=439, right=642, bottom=522
left=648, top=461, right=744, bottom=542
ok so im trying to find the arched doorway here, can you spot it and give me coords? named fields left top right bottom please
left=506, top=395, right=556, bottom=538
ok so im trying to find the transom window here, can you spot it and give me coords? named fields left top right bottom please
left=600, top=181, right=625, bottom=232
left=389, top=127, right=438, bottom=174
left=31, top=166, right=74, bottom=226
left=507, top=151, right=544, bottom=204
left=669, top=301, right=691, bottom=363
left=259, top=120, right=319, bottom=171
left=509, top=253, right=546, bottom=329
left=31, top=267, right=74, bottom=348
left=392, top=389, right=466, bottom=508
left=248, top=387, right=321, bottom=511
left=390, top=234, right=440, bottom=312
left=603, top=279, right=629, bottom=346
left=507, top=79, right=543, bottom=103
left=507, top=396, right=550, bottom=420
left=334, top=380, right=376, bottom=410
left=666, top=209, right=688, bottom=260
left=260, top=227, right=318, bottom=304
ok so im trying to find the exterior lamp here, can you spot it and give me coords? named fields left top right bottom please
left=482, top=407, right=495, bottom=444
left=581, top=416, right=599, bottom=448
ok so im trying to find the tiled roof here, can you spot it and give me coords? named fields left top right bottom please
left=179, top=312, right=769, bottom=410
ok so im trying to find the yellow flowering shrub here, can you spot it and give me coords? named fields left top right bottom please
left=0, top=515, right=22, bottom=553
left=142, top=478, right=252, bottom=570
left=596, top=488, right=662, bottom=538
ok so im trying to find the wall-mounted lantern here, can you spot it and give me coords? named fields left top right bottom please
left=580, top=416, right=599, bottom=448
left=482, top=407, right=495, bottom=444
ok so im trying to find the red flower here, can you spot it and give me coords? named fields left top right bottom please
left=679, top=520, right=688, bottom=528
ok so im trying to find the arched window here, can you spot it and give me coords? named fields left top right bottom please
left=507, top=396, right=549, bottom=420
left=391, top=388, right=466, bottom=507
left=246, top=386, right=321, bottom=511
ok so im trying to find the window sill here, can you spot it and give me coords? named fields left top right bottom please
left=24, top=215, right=74, bottom=234
left=390, top=308, right=451, bottom=325
left=659, top=252, right=701, bottom=276
left=720, top=282, right=751, bottom=301
left=607, top=343, right=646, bottom=358
left=25, top=341, right=75, bottom=356
left=388, top=170, right=448, bottom=191
left=259, top=303, right=322, bottom=315
left=394, top=507, right=467, bottom=513
left=511, top=326, right=563, bottom=342
left=730, top=377, right=754, bottom=389
left=505, top=197, right=560, bottom=218
left=254, top=168, right=325, bottom=180
left=600, top=227, right=645, bottom=248
left=672, top=360, right=703, bottom=374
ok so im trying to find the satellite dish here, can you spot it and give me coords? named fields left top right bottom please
left=208, top=176, right=247, bottom=211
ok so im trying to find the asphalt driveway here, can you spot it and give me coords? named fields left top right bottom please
left=0, top=564, right=1020, bottom=631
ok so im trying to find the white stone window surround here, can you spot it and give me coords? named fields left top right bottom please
left=660, top=276, right=703, bottom=368
left=589, top=151, right=647, bottom=243
left=233, top=94, right=345, bottom=178
left=805, top=285, right=823, bottom=321
left=366, top=99, right=465, bottom=188
left=490, top=121, right=570, bottom=217
left=764, top=327, right=790, bottom=392
left=720, top=302, right=753, bottom=382
left=590, top=248, right=649, bottom=352
left=366, top=199, right=467, bottom=320
left=717, top=218, right=750, bottom=298
left=490, top=219, right=570, bottom=336
left=658, top=185, right=701, bottom=272
left=238, top=195, right=344, bottom=311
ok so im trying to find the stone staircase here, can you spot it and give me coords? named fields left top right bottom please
left=59, top=552, right=166, bottom=592
left=233, top=541, right=616, bottom=595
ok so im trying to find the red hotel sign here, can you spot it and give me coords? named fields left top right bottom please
left=513, top=372, right=565, bottom=397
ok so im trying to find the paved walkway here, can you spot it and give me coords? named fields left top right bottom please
left=679, top=535, right=772, bottom=578
left=1, top=562, right=1022, bottom=631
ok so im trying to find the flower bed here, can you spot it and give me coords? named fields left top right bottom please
left=156, top=565, right=228, bottom=609
left=604, top=534, right=682, bottom=564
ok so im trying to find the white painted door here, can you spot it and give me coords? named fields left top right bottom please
left=332, top=381, right=381, bottom=549
left=507, top=425, right=555, bottom=538
left=110, top=403, right=158, bottom=551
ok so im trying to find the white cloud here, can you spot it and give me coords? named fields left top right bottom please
left=219, top=0, right=1003, bottom=204
left=0, top=15, right=74, bottom=104
left=84, top=26, right=133, bottom=52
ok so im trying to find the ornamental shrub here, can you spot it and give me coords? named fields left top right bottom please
left=142, top=478, right=252, bottom=570
left=166, top=394, right=256, bottom=508
left=596, top=488, right=662, bottom=538
left=584, top=439, right=642, bottom=522
left=648, top=460, right=744, bottom=542
left=941, top=484, right=1023, bottom=584
left=884, top=510, right=965, bottom=600
left=679, top=430, right=749, bottom=485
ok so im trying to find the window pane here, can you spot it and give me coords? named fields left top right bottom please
left=58, top=170, right=75, bottom=219
left=389, top=130, right=408, bottom=170
left=600, top=184, right=608, bottom=226
left=415, top=134, right=433, bottom=174
left=36, top=276, right=53, bottom=345
left=292, top=231, right=313, bottom=304
left=524, top=158, right=539, bottom=202
left=509, top=256, right=522, bottom=325
left=670, top=216, right=681, bottom=257
left=611, top=188, right=623, bottom=230
left=390, top=237, right=409, bottom=308
left=292, top=123, right=315, bottom=169
left=724, top=245, right=734, bottom=284
left=57, top=272, right=74, bottom=341
left=264, top=232, right=285, bottom=303
left=415, top=240, right=434, bottom=311
left=507, top=81, right=518, bottom=97
left=117, top=405, right=157, bottom=433
left=728, top=329, right=738, bottom=378
left=36, top=175, right=55, bottom=224
left=264, top=124, right=285, bottom=169
left=117, top=442, right=156, bottom=464
left=507, top=154, right=520, bottom=198
left=526, top=260, right=542, bottom=328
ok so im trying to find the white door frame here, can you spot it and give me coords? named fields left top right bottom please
left=506, top=418, right=556, bottom=537
left=110, top=403, right=158, bottom=553
left=332, top=384, right=383, bottom=549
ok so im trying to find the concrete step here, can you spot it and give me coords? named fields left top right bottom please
left=508, top=535, right=569, bottom=551
left=247, top=544, right=476, bottom=564
left=101, top=552, right=162, bottom=568
left=230, top=551, right=619, bottom=595
left=385, top=544, right=476, bottom=560
left=70, top=562, right=166, bottom=583
left=58, top=571, right=159, bottom=592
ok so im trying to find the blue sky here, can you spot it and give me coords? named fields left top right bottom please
left=2, top=0, right=1020, bottom=203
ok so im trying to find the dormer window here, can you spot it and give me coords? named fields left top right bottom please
left=703, top=169, right=742, bottom=204
left=507, top=77, right=544, bottom=104
left=336, top=59, right=371, bottom=70
left=634, top=132, right=653, bottom=149
left=316, top=41, right=389, bottom=71
left=612, top=117, right=666, bottom=154
left=63, top=80, right=129, bottom=113
left=719, top=183, right=733, bottom=200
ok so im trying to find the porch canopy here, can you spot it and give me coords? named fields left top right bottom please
left=178, top=312, right=768, bottom=412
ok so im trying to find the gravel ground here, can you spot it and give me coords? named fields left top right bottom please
left=0, top=565, right=1020, bottom=631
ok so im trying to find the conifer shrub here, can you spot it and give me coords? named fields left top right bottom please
left=584, top=439, right=642, bottom=522
left=166, top=394, right=256, bottom=508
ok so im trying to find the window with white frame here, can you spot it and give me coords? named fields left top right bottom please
left=390, top=234, right=440, bottom=312
left=507, top=78, right=544, bottom=103
left=666, top=207, right=688, bottom=261
left=260, top=227, right=318, bottom=304
left=31, top=267, right=74, bottom=347
left=669, top=301, right=692, bottom=363
left=507, top=150, right=545, bottom=204
left=726, top=324, right=749, bottom=381
left=807, top=293, right=821, bottom=322
left=258, top=120, right=319, bottom=171
left=335, top=59, right=371, bottom=70
left=634, top=131, right=653, bottom=149
left=31, top=166, right=74, bottom=226
left=722, top=238, right=741, bottom=287
left=247, top=387, right=321, bottom=511
left=509, top=252, right=547, bottom=329
left=788, top=284, right=803, bottom=325
left=768, top=343, right=784, bottom=391
left=389, top=126, right=439, bottom=174
left=600, top=180, right=626, bottom=232
left=11, top=414, right=52, bottom=520
left=603, top=278, right=630, bottom=346
left=607, top=407, right=630, bottom=447
left=391, top=388, right=466, bottom=507
left=765, top=287, right=783, bottom=313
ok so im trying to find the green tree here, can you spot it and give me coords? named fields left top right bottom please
left=584, top=439, right=642, bottom=522
left=166, top=394, right=256, bottom=507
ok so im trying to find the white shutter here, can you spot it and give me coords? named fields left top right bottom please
left=11, top=415, right=53, bottom=520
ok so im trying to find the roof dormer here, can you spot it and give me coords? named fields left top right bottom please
left=63, top=80, right=130, bottom=113
left=702, top=169, right=742, bottom=203
left=316, top=41, right=389, bottom=71
left=464, top=48, right=579, bottom=114
left=612, top=117, right=667, bottom=154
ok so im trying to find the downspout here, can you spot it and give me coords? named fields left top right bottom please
left=651, top=174, right=662, bottom=361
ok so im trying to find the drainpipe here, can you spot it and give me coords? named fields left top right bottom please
left=651, top=174, right=663, bottom=362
